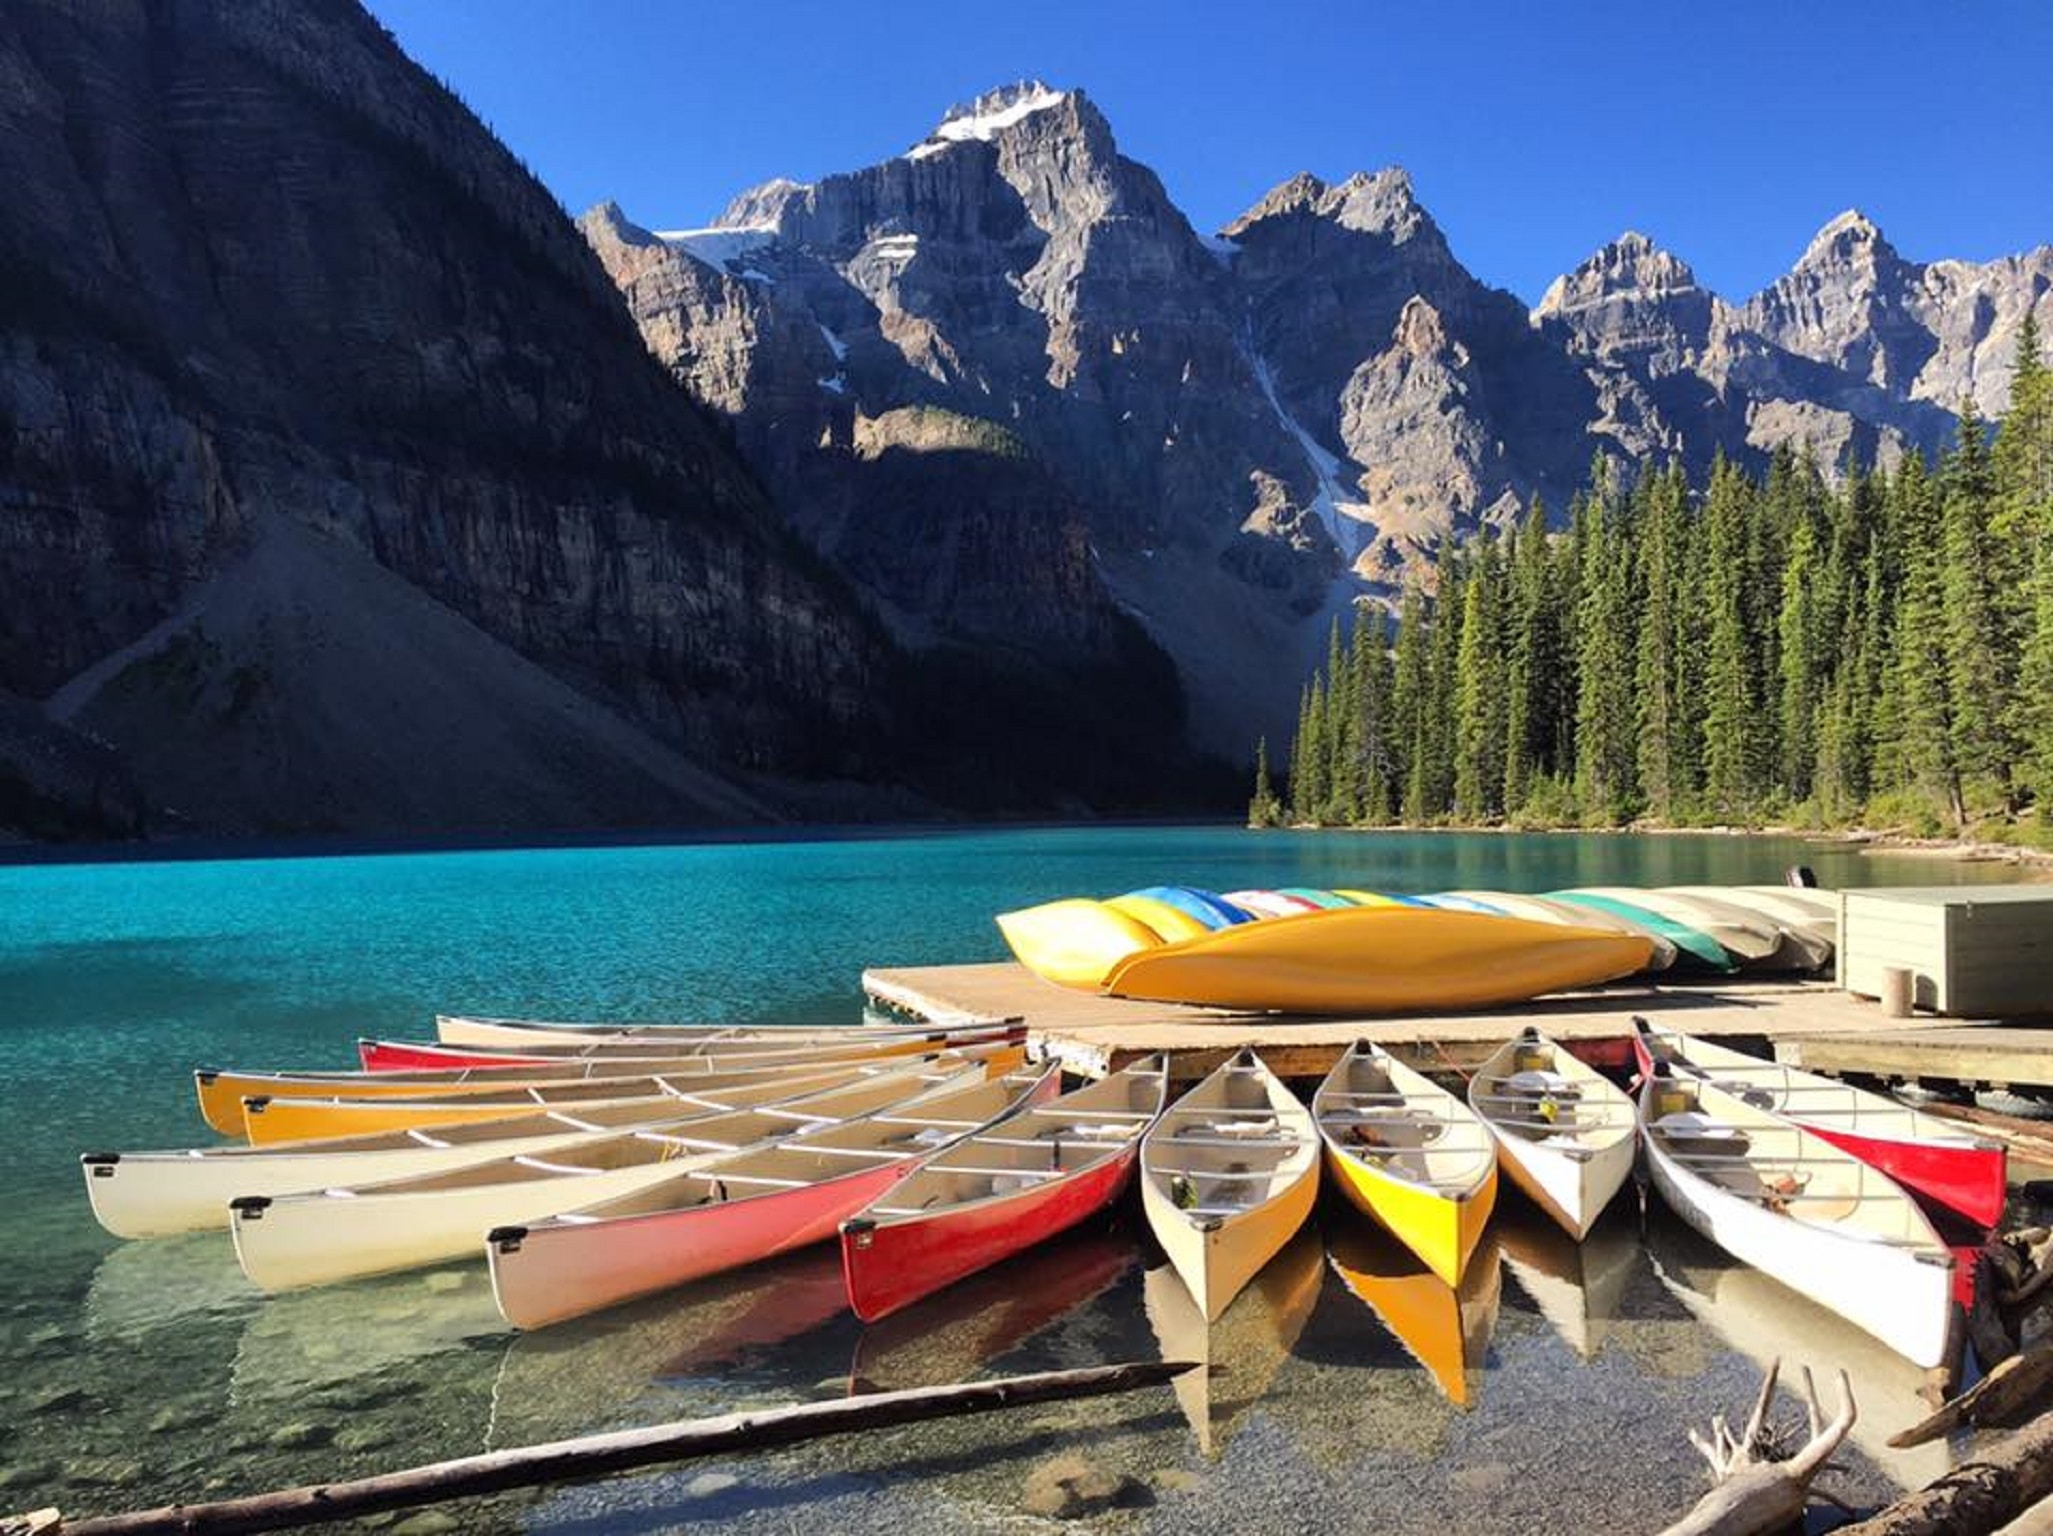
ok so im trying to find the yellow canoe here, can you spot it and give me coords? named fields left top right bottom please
left=994, top=898, right=1161, bottom=990
left=1105, top=893, right=1214, bottom=944
left=1101, top=906, right=1652, bottom=1014
left=236, top=1043, right=1027, bottom=1145
left=1314, top=1041, right=1498, bottom=1286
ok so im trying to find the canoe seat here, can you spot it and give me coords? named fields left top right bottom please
left=1179, top=1116, right=1279, bottom=1139
left=1163, top=1133, right=1302, bottom=1149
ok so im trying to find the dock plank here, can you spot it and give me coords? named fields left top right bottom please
left=864, top=962, right=1992, bottom=1081
left=1780, top=1027, right=2053, bottom=1090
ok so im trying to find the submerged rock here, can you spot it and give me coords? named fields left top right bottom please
left=1021, top=1452, right=1151, bottom=1518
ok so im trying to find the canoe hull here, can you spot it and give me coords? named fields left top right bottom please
left=229, top=1157, right=723, bottom=1291
left=1645, top=1141, right=1953, bottom=1368
left=1103, top=907, right=1652, bottom=1015
left=841, top=1149, right=1138, bottom=1323
left=1326, top=1145, right=1497, bottom=1288
left=491, top=1161, right=908, bottom=1329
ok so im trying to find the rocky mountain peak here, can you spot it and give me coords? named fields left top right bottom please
left=1221, top=166, right=1428, bottom=244
left=1393, top=295, right=1451, bottom=358
left=906, top=80, right=1077, bottom=159
left=1535, top=231, right=1702, bottom=317
left=717, top=177, right=813, bottom=231
left=1797, top=208, right=1893, bottom=269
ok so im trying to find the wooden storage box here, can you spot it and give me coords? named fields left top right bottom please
left=1837, top=885, right=2053, bottom=1018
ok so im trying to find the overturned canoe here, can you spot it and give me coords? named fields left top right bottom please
left=358, top=1020, right=1020, bottom=1073
left=1544, top=891, right=1733, bottom=971
left=229, top=1061, right=980, bottom=1291
left=1139, top=1049, right=1318, bottom=1322
left=1439, top=891, right=1679, bottom=971
left=1632, top=1019, right=2005, bottom=1228
left=1102, top=906, right=1652, bottom=1014
left=1638, top=1065, right=1954, bottom=1368
left=993, top=898, right=1162, bottom=990
left=1467, top=1029, right=1635, bottom=1240
left=840, top=1055, right=1169, bottom=1322
left=488, top=1063, right=1061, bottom=1328
left=1315, top=1041, right=1497, bottom=1286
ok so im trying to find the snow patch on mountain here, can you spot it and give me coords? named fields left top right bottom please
left=1240, top=337, right=1371, bottom=559
left=655, top=224, right=777, bottom=271
left=906, top=81, right=1067, bottom=158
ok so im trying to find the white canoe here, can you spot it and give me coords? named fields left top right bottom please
left=1638, top=1067, right=1954, bottom=1367
left=488, top=1063, right=1060, bottom=1329
left=1665, top=886, right=1839, bottom=952
left=1139, top=1049, right=1319, bottom=1322
left=1467, top=1029, right=1635, bottom=1241
left=1438, top=891, right=1678, bottom=971
left=229, top=1061, right=979, bottom=1291
left=1560, top=887, right=1797, bottom=966
left=82, top=1063, right=881, bottom=1239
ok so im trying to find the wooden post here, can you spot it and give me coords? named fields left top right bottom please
left=28, top=1360, right=1194, bottom=1536
left=1880, top=966, right=1915, bottom=1019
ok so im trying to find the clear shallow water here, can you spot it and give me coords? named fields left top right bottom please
left=0, top=827, right=2030, bottom=1528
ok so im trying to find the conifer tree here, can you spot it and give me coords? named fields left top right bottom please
left=1391, top=581, right=1432, bottom=822
left=1354, top=614, right=1398, bottom=824
left=1571, top=478, right=1637, bottom=823
left=1883, top=452, right=1962, bottom=826
left=1995, top=316, right=2053, bottom=800
left=1939, top=402, right=2015, bottom=810
left=1453, top=537, right=1508, bottom=821
left=1634, top=465, right=1687, bottom=820
left=1701, top=456, right=1761, bottom=818
left=1322, top=616, right=1362, bottom=823
left=1776, top=507, right=1824, bottom=803
left=1502, top=499, right=1555, bottom=815
left=1248, top=737, right=1282, bottom=827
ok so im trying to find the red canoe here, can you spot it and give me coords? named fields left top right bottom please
left=1631, top=1019, right=2006, bottom=1229
left=357, top=1024, right=1022, bottom=1073
left=840, top=1055, right=1170, bottom=1323
left=487, top=1064, right=1060, bottom=1329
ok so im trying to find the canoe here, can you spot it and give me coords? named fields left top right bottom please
left=81, top=1062, right=889, bottom=1239
left=1138, top=1049, right=1319, bottom=1321
left=1221, top=889, right=1322, bottom=917
left=487, top=1062, right=1063, bottom=1329
left=1102, top=907, right=1653, bottom=1015
left=1560, top=887, right=1803, bottom=968
left=1327, top=1223, right=1501, bottom=1407
left=1637, top=1065, right=1954, bottom=1367
left=1105, top=892, right=1215, bottom=944
left=1127, top=886, right=1251, bottom=931
left=1544, top=891, right=1733, bottom=971
left=195, top=1031, right=983, bottom=1139
left=238, top=1043, right=1024, bottom=1144
left=1631, top=1019, right=2006, bottom=1228
left=1734, top=884, right=1841, bottom=921
left=1332, top=890, right=1431, bottom=909
left=358, top=1021, right=1021, bottom=1072
left=1276, top=887, right=1356, bottom=909
left=1141, top=1227, right=1323, bottom=1456
left=1467, top=1028, right=1636, bottom=1240
left=1314, top=1041, right=1498, bottom=1286
left=840, top=1055, right=1170, bottom=1322
left=1665, top=886, right=1839, bottom=952
left=1439, top=891, right=1679, bottom=971
left=993, top=898, right=1161, bottom=990
left=433, top=1016, right=925, bottom=1049
left=1416, top=893, right=1507, bottom=916
left=229, top=1060, right=982, bottom=1291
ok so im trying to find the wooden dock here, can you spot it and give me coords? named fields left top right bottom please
left=863, top=961, right=2007, bottom=1081
left=1780, top=1027, right=2053, bottom=1092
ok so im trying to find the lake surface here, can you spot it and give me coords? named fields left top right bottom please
left=0, top=827, right=2032, bottom=1529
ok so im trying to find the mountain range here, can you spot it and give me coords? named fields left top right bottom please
left=587, top=80, right=2052, bottom=755
left=0, top=13, right=2045, bottom=839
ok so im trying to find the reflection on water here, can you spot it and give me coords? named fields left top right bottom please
left=85, top=1230, right=260, bottom=1343
left=1326, top=1222, right=1501, bottom=1408
left=851, top=1224, right=1136, bottom=1395
left=232, top=1266, right=506, bottom=1407
left=1644, top=1209, right=1956, bottom=1490
left=1496, top=1202, right=1639, bottom=1362
left=1143, top=1225, right=1323, bottom=1455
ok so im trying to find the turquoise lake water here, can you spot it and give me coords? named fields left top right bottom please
left=0, top=827, right=2031, bottom=1529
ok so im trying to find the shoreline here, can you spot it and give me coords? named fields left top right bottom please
left=1257, top=820, right=2053, bottom=872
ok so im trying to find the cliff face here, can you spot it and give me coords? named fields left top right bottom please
left=0, top=0, right=899, bottom=835
left=593, top=83, right=2050, bottom=755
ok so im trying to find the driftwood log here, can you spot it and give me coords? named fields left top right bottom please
left=1836, top=1408, right=2053, bottom=1535
left=11, top=1359, right=1193, bottom=1536
left=1892, top=1346, right=2053, bottom=1448
left=1656, top=1359, right=1857, bottom=1536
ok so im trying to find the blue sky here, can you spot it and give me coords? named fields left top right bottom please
left=368, top=0, right=2051, bottom=304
